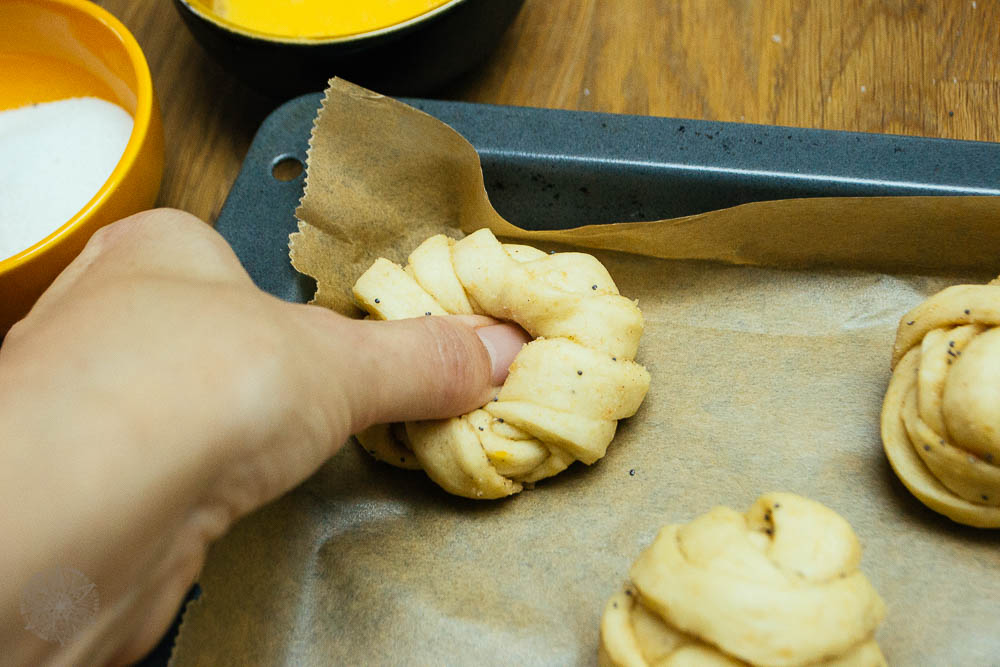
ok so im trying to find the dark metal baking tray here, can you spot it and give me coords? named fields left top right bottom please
left=188, top=94, right=1000, bottom=667
left=214, top=92, right=1000, bottom=302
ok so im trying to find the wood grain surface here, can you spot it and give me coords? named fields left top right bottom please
left=96, top=0, right=1000, bottom=224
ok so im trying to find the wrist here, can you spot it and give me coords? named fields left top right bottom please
left=0, top=371, right=213, bottom=663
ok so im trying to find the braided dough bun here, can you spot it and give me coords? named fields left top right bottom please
left=880, top=276, right=1000, bottom=528
left=352, top=229, right=650, bottom=499
left=599, top=493, right=887, bottom=667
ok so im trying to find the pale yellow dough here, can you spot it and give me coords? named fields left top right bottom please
left=880, top=276, right=1000, bottom=528
left=352, top=229, right=650, bottom=499
left=599, top=493, right=887, bottom=667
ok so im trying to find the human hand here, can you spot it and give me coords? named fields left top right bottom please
left=0, top=209, right=528, bottom=665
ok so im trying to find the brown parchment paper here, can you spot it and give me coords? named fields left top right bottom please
left=171, top=79, right=1000, bottom=666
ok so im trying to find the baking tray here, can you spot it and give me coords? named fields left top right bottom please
left=194, top=95, right=1000, bottom=665
left=213, top=93, right=1000, bottom=302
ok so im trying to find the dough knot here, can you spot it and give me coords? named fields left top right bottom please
left=600, top=493, right=886, bottom=667
left=353, top=229, right=651, bottom=499
left=881, top=276, right=1000, bottom=527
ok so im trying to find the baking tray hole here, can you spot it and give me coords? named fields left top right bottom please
left=271, top=155, right=304, bottom=182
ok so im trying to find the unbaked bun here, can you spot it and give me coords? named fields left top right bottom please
left=600, top=493, right=886, bottom=666
left=880, top=276, right=1000, bottom=527
left=353, top=229, right=650, bottom=499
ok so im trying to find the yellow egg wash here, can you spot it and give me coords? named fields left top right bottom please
left=195, top=0, right=455, bottom=39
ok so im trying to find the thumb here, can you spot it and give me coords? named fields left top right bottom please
left=321, top=313, right=530, bottom=432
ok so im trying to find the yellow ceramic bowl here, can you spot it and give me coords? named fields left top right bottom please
left=0, top=0, right=164, bottom=334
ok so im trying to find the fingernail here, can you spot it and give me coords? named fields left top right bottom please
left=475, top=323, right=532, bottom=385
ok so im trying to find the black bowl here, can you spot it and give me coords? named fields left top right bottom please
left=173, top=0, right=526, bottom=98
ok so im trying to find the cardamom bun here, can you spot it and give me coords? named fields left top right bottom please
left=352, top=229, right=650, bottom=499
left=880, top=276, right=1000, bottom=528
left=599, top=493, right=886, bottom=667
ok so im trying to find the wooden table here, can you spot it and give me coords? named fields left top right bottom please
left=98, top=0, right=1000, bottom=224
